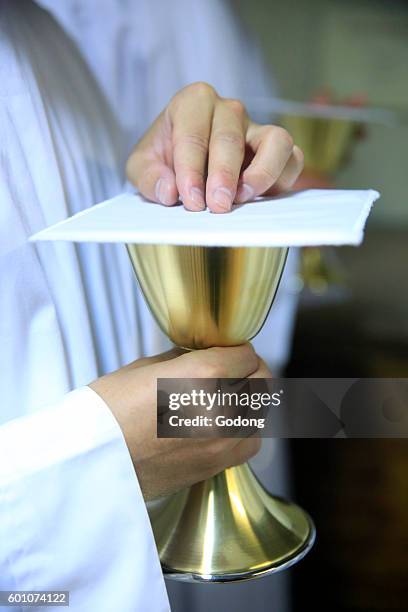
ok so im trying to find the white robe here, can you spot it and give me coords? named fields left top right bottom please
left=0, top=2, right=169, bottom=610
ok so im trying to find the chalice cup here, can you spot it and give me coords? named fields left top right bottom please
left=127, top=243, right=315, bottom=582
left=282, top=113, right=358, bottom=294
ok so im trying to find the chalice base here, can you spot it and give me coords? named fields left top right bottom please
left=148, top=463, right=315, bottom=583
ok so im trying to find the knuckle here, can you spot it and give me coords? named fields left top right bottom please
left=214, top=164, right=238, bottom=183
left=250, top=163, right=278, bottom=184
left=236, top=343, right=258, bottom=372
left=185, top=81, right=217, bottom=99
left=175, top=132, right=209, bottom=155
left=198, top=351, right=228, bottom=378
left=241, top=342, right=257, bottom=360
left=272, top=126, right=294, bottom=150
left=201, top=361, right=227, bottom=379
left=204, top=348, right=231, bottom=376
left=213, top=130, right=245, bottom=153
left=223, top=98, right=247, bottom=117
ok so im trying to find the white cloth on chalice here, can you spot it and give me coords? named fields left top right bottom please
left=31, top=188, right=379, bottom=247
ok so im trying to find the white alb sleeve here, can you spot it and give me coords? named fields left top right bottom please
left=0, top=386, right=170, bottom=612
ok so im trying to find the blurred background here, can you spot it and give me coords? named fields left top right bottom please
left=236, top=0, right=408, bottom=611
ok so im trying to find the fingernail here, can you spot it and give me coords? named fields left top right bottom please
left=236, top=183, right=254, bottom=203
left=212, top=187, right=233, bottom=211
left=188, top=187, right=205, bottom=211
left=155, top=178, right=173, bottom=205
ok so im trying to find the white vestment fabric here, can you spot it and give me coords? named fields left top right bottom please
left=0, top=2, right=169, bottom=610
left=0, top=388, right=168, bottom=612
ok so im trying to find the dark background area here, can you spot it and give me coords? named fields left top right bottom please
left=285, top=230, right=408, bottom=611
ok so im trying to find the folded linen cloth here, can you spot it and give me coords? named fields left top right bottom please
left=30, top=189, right=380, bottom=247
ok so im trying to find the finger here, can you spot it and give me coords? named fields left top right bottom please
left=123, top=348, right=185, bottom=371
left=197, top=436, right=259, bottom=480
left=170, top=83, right=216, bottom=211
left=248, top=357, right=273, bottom=378
left=235, top=124, right=294, bottom=203
left=128, top=158, right=179, bottom=206
left=264, top=145, right=304, bottom=195
left=224, top=436, right=262, bottom=468
left=126, top=114, right=179, bottom=206
left=206, top=98, right=248, bottom=213
left=163, top=343, right=259, bottom=379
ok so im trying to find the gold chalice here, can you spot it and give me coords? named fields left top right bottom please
left=127, top=243, right=315, bottom=582
left=282, top=113, right=358, bottom=294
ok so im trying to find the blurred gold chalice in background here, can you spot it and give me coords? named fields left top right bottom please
left=281, top=112, right=359, bottom=295
left=127, top=243, right=315, bottom=582
left=282, top=114, right=357, bottom=175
